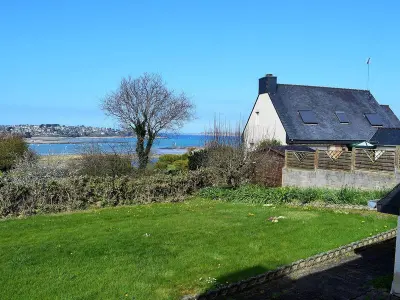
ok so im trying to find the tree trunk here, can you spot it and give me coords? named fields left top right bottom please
left=142, top=135, right=155, bottom=168
left=136, top=135, right=147, bottom=169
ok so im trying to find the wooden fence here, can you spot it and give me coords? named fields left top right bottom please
left=285, top=148, right=400, bottom=173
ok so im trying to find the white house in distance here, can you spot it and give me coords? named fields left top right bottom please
left=244, top=74, right=400, bottom=149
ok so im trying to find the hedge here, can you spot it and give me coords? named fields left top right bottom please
left=0, top=168, right=217, bottom=217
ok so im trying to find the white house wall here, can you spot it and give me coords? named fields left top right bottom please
left=244, top=93, right=287, bottom=146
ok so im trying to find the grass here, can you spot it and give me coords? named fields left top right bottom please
left=0, top=199, right=396, bottom=300
left=200, top=185, right=389, bottom=205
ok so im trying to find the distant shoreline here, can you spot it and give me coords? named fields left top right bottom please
left=25, top=136, right=169, bottom=144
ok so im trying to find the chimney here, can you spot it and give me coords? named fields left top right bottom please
left=258, top=74, right=277, bottom=94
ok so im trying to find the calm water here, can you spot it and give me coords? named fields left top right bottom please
left=29, top=134, right=208, bottom=156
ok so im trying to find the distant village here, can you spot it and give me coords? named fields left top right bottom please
left=0, top=124, right=129, bottom=138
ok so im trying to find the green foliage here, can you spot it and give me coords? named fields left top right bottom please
left=0, top=168, right=217, bottom=217
left=0, top=135, right=29, bottom=172
left=154, top=154, right=189, bottom=172
left=255, top=138, right=282, bottom=150
left=199, top=185, right=389, bottom=206
left=188, top=149, right=209, bottom=170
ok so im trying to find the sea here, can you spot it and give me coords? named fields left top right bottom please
left=29, top=134, right=208, bottom=156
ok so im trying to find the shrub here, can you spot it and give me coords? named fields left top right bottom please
left=0, top=168, right=218, bottom=217
left=154, top=154, right=189, bottom=172
left=73, top=144, right=134, bottom=177
left=188, top=149, right=209, bottom=170
left=255, top=138, right=282, bottom=151
left=0, top=134, right=30, bottom=172
left=199, top=185, right=389, bottom=206
left=8, top=152, right=76, bottom=185
left=206, top=143, right=253, bottom=188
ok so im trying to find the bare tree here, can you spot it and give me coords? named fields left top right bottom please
left=204, top=119, right=252, bottom=188
left=101, top=73, right=195, bottom=169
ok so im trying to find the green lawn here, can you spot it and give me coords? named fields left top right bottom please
left=0, top=199, right=396, bottom=300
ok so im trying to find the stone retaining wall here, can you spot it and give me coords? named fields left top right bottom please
left=282, top=167, right=400, bottom=190
left=183, top=229, right=397, bottom=300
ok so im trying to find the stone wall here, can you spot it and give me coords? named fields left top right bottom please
left=282, top=167, right=400, bottom=190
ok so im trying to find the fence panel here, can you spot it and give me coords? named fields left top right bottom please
left=317, top=150, right=352, bottom=171
left=286, top=151, right=315, bottom=170
left=354, top=149, right=395, bottom=172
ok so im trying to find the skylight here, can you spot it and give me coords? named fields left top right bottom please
left=299, top=110, right=318, bottom=124
left=335, top=111, right=350, bottom=124
left=365, top=113, right=383, bottom=126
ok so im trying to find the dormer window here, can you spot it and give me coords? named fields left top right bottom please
left=365, top=113, right=383, bottom=127
left=335, top=111, right=350, bottom=124
left=299, top=110, right=318, bottom=125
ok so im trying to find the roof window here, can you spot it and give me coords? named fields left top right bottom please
left=299, top=110, right=318, bottom=124
left=335, top=111, right=350, bottom=124
left=365, top=113, right=383, bottom=126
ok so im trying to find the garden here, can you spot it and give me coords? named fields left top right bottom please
left=0, top=133, right=397, bottom=299
left=0, top=198, right=396, bottom=300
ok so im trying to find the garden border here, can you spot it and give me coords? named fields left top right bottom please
left=182, top=229, right=396, bottom=300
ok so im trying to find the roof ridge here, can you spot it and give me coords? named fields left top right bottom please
left=278, top=83, right=370, bottom=92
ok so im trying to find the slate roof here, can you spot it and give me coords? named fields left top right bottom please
left=256, top=145, right=315, bottom=156
left=271, top=145, right=315, bottom=154
left=268, top=84, right=400, bottom=144
left=370, top=128, right=400, bottom=146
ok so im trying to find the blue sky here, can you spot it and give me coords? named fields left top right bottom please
left=1, top=0, right=400, bottom=133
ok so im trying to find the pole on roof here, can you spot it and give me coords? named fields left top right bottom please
left=366, top=57, right=371, bottom=90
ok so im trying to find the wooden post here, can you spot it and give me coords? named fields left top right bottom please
left=396, top=146, right=400, bottom=175
left=314, top=150, right=319, bottom=170
left=284, top=150, right=288, bottom=168
left=351, top=148, right=356, bottom=171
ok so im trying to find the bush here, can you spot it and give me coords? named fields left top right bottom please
left=206, top=144, right=253, bottom=188
left=0, top=134, right=30, bottom=172
left=154, top=154, right=189, bottom=172
left=188, top=149, right=209, bottom=170
left=0, top=168, right=218, bottom=217
left=73, top=144, right=135, bottom=177
left=8, top=152, right=76, bottom=185
left=199, top=185, right=389, bottom=206
left=255, top=138, right=282, bottom=151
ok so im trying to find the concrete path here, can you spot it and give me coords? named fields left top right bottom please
left=220, top=239, right=396, bottom=300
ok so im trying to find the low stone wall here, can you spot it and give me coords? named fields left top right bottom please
left=282, top=167, right=400, bottom=190
left=183, top=229, right=396, bottom=300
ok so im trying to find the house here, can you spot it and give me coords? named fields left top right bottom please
left=244, top=74, right=400, bottom=150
